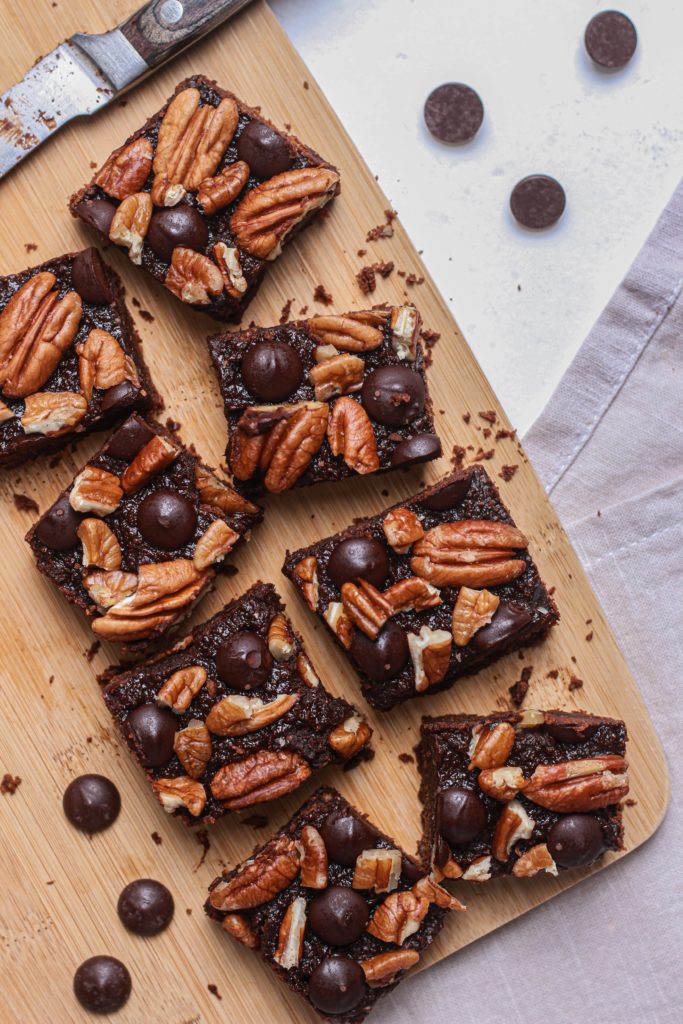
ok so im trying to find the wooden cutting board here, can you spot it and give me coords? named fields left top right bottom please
left=0, top=2, right=669, bottom=1022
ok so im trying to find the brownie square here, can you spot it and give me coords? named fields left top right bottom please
left=417, top=710, right=629, bottom=881
left=205, top=786, right=462, bottom=1022
left=70, top=75, right=340, bottom=323
left=282, top=466, right=559, bottom=710
left=103, top=586, right=372, bottom=825
left=26, top=413, right=262, bottom=657
left=208, top=304, right=441, bottom=494
left=0, top=248, right=157, bottom=468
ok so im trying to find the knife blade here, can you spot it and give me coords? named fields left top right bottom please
left=0, top=0, right=254, bottom=180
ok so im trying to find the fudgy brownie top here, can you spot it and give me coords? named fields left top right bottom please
left=418, top=709, right=628, bottom=880
left=208, top=305, right=441, bottom=493
left=26, top=413, right=261, bottom=656
left=70, top=75, right=340, bottom=322
left=103, top=585, right=371, bottom=825
left=206, top=786, right=461, bottom=1023
left=283, top=466, right=558, bottom=710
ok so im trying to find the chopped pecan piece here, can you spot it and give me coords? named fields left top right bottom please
left=323, top=601, right=353, bottom=648
left=293, top=555, right=318, bottom=610
left=384, top=577, right=441, bottom=614
left=512, top=843, right=558, bottom=878
left=77, top=329, right=138, bottom=401
left=361, top=949, right=420, bottom=988
left=174, top=719, right=212, bottom=779
left=210, top=750, right=311, bottom=809
left=461, top=855, right=492, bottom=882
left=267, top=613, right=295, bottom=662
left=478, top=765, right=528, bottom=803
left=492, top=799, right=535, bottom=861
left=412, top=874, right=465, bottom=911
left=411, top=520, right=529, bottom=587
left=341, top=579, right=392, bottom=638
left=109, top=192, right=152, bottom=264
left=523, top=756, right=629, bottom=812
left=222, top=913, right=260, bottom=949
left=407, top=626, right=452, bottom=692
left=194, top=464, right=259, bottom=516
left=297, top=826, right=328, bottom=889
left=296, top=654, right=320, bottom=688
left=327, top=396, right=379, bottom=475
left=21, top=391, right=87, bottom=435
left=389, top=305, right=419, bottom=360
left=205, top=693, right=299, bottom=737
left=153, top=775, right=206, bottom=817
left=164, top=247, right=224, bottom=304
left=77, top=518, right=122, bottom=570
left=367, top=890, right=430, bottom=944
left=328, top=715, right=372, bottom=759
left=193, top=519, right=239, bottom=570
left=83, top=569, right=137, bottom=608
left=468, top=722, right=515, bottom=770
left=95, top=137, right=153, bottom=200
left=352, top=848, right=402, bottom=893
left=70, top=465, right=123, bottom=515
left=92, top=560, right=211, bottom=641
left=452, top=587, right=500, bottom=647
left=308, top=312, right=384, bottom=352
left=382, top=507, right=424, bottom=553
left=309, top=353, right=364, bottom=401
left=208, top=837, right=300, bottom=911
left=213, top=242, right=248, bottom=297
left=0, top=399, right=13, bottom=423
left=121, top=434, right=178, bottom=494
left=198, top=161, right=250, bottom=214
left=274, top=896, right=307, bottom=969
left=157, top=665, right=207, bottom=712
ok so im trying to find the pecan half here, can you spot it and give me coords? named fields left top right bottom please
left=384, top=577, right=441, bottom=614
left=193, top=519, right=239, bottom=570
left=263, top=402, right=328, bottom=492
left=407, top=626, right=452, bottom=692
left=154, top=91, right=238, bottom=203
left=157, top=665, right=207, bottom=712
left=274, top=896, right=307, bottom=969
left=109, top=192, right=152, bottom=264
left=341, top=579, right=391, bottom=638
left=328, top=715, right=372, bottom=759
left=327, top=397, right=379, bottom=475
left=194, top=464, right=259, bottom=516
left=222, top=914, right=260, bottom=949
left=293, top=555, right=318, bottom=610
left=20, top=391, right=87, bottom=435
left=70, top=466, right=123, bottom=515
left=231, top=166, right=340, bottom=259
left=367, top=890, right=430, bottom=944
left=77, top=518, right=122, bottom=570
left=198, top=161, right=250, bottom=215
left=452, top=587, right=500, bottom=647
left=0, top=273, right=82, bottom=398
left=205, top=693, right=299, bottom=737
left=389, top=305, right=419, bottom=360
left=512, top=843, right=558, bottom=878
left=95, top=137, right=153, bottom=200
left=307, top=312, right=384, bottom=352
left=382, top=507, right=424, bottom=553
left=174, top=719, right=212, bottom=779
left=208, top=837, right=300, bottom=911
left=323, top=601, right=353, bottom=648
left=468, top=722, right=515, bottom=770
left=164, top=247, right=224, bottom=304
left=213, top=241, right=248, bottom=297
left=121, top=434, right=179, bottom=494
left=309, top=353, right=364, bottom=401
left=297, top=826, right=328, bottom=889
left=353, top=849, right=402, bottom=893
left=92, top=560, right=211, bottom=641
left=83, top=569, right=137, bottom=608
left=153, top=775, right=206, bottom=817
left=524, top=756, right=629, bottom=812
left=267, top=613, right=295, bottom=662
left=210, top=751, right=310, bottom=809
left=77, top=329, right=138, bottom=401
left=411, top=520, right=529, bottom=588
left=361, top=950, right=420, bottom=988
left=478, top=766, right=528, bottom=803
left=492, top=799, right=535, bottom=861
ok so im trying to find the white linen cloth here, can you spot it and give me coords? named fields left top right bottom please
left=373, top=181, right=683, bottom=1024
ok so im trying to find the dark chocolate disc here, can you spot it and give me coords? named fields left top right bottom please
left=438, top=785, right=486, bottom=846
left=349, top=622, right=409, bottom=682
left=327, top=536, right=389, bottom=590
left=241, top=339, right=304, bottom=401
left=63, top=774, right=121, bottom=833
left=34, top=494, right=82, bottom=550
left=361, top=366, right=425, bottom=427
left=71, top=248, right=112, bottom=304
left=236, top=120, right=291, bottom=179
left=100, top=380, right=141, bottom=417
left=471, top=602, right=532, bottom=652
left=308, top=886, right=369, bottom=946
left=105, top=416, right=155, bottom=461
left=585, top=10, right=637, bottom=68
left=75, top=198, right=117, bottom=235
left=510, top=175, right=566, bottom=229
left=390, top=432, right=442, bottom=467
left=547, top=815, right=605, bottom=868
left=320, top=811, right=376, bottom=867
left=127, top=704, right=177, bottom=767
left=137, top=489, right=197, bottom=549
left=117, top=878, right=174, bottom=935
left=73, top=956, right=131, bottom=1013
left=215, top=631, right=273, bottom=690
left=424, top=82, right=484, bottom=143
left=147, top=205, right=208, bottom=262
left=420, top=474, right=472, bottom=511
left=547, top=721, right=599, bottom=745
left=308, top=955, right=367, bottom=1015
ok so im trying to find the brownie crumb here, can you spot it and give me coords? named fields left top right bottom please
left=548, top=586, right=556, bottom=596
left=279, top=298, right=294, bottom=324
left=207, top=983, right=222, bottom=1000
left=85, top=641, right=101, bottom=662
left=24, top=242, right=38, bottom=253
left=303, top=80, right=309, bottom=90
left=186, top=908, right=192, bottom=915
left=624, top=798, right=637, bottom=807
left=357, top=249, right=367, bottom=257
left=568, top=675, right=584, bottom=691
left=405, top=272, right=424, bottom=286
left=585, top=631, right=594, bottom=642
left=546, top=669, right=559, bottom=680
left=241, top=813, right=269, bottom=828
left=499, top=464, right=518, bottom=482
left=46, top=880, right=55, bottom=885
left=138, top=309, right=154, bottom=323
left=420, top=328, right=440, bottom=350
left=313, top=284, right=333, bottom=305
left=375, top=260, right=394, bottom=279
left=479, top=410, right=497, bottom=423
left=495, top=428, right=517, bottom=441
left=151, top=831, right=163, bottom=846
left=48, top=675, right=54, bottom=685
left=131, top=297, right=141, bottom=308
left=366, top=208, right=397, bottom=242
left=462, top=412, right=471, bottom=424
left=1, top=774, right=21, bottom=795
left=194, top=828, right=211, bottom=870
left=472, top=447, right=495, bottom=461
left=509, top=665, right=533, bottom=706
left=356, top=265, right=377, bottom=294
left=12, top=492, right=39, bottom=514
left=398, top=752, right=414, bottom=764
left=298, top=305, right=309, bottom=316
left=284, top=122, right=291, bottom=131
left=482, top=428, right=492, bottom=439
left=343, top=744, right=375, bottom=772
left=451, top=445, right=466, bottom=468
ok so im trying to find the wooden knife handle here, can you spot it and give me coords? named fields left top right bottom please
left=120, top=0, right=253, bottom=68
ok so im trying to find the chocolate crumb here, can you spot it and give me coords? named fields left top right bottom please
left=241, top=813, right=269, bottom=828
left=546, top=669, right=559, bottom=679
left=313, top=284, right=333, bottom=305
left=568, top=675, right=584, bottom=691
left=24, top=242, right=38, bottom=253
left=12, top=492, right=39, bottom=514
left=483, top=428, right=492, bottom=439
left=479, top=410, right=497, bottom=423
left=48, top=675, right=54, bottom=685
left=405, top=272, right=424, bottom=286
left=624, top=798, right=637, bottom=807
left=284, top=122, right=291, bottom=131
left=207, top=983, right=222, bottom=1000
left=303, top=81, right=309, bottom=90
left=151, top=831, right=163, bottom=846
left=420, top=328, right=440, bottom=349
left=165, top=418, right=181, bottom=433
left=499, top=464, right=518, bottom=482
left=548, top=586, right=556, bottom=596
left=398, top=752, right=414, bottom=764
left=138, top=309, right=154, bottom=322
left=131, top=297, right=141, bottom=308
left=495, top=428, right=517, bottom=441
left=366, top=209, right=397, bottom=242
left=462, top=412, right=471, bottom=424
left=451, top=445, right=466, bottom=468
left=85, top=641, right=101, bottom=662
left=279, top=298, right=294, bottom=324
left=585, top=631, right=594, bottom=642
left=374, top=260, right=394, bottom=279
left=509, top=665, right=533, bottom=707
left=298, top=305, right=309, bottom=316
left=357, top=249, right=367, bottom=257
left=194, top=828, right=210, bottom=870
left=472, top=448, right=495, bottom=461
left=381, top=489, right=389, bottom=497
left=186, top=908, right=192, bottom=915
left=46, top=880, right=55, bottom=885
left=1, top=774, right=21, bottom=795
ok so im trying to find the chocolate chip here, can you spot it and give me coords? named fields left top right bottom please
left=420, top=473, right=472, bottom=511
left=63, top=774, right=121, bottom=833
left=117, top=878, right=174, bottom=935
left=320, top=811, right=377, bottom=867
left=391, top=432, right=442, bottom=467
left=236, top=120, right=291, bottom=179
left=361, top=366, right=425, bottom=427
left=327, top=536, right=389, bottom=590
left=75, top=198, right=117, bottom=235
left=241, top=339, right=303, bottom=401
left=137, top=489, right=197, bottom=549
left=434, top=835, right=452, bottom=870
left=547, top=815, right=605, bottom=868
left=34, top=494, right=82, bottom=550
left=424, top=82, right=484, bottom=143
left=308, top=886, right=369, bottom=946
left=215, top=631, right=273, bottom=690
left=100, top=380, right=141, bottom=417
left=400, top=855, right=425, bottom=883
left=127, top=704, right=177, bottom=767
left=350, top=622, right=409, bottom=682
left=438, top=786, right=486, bottom=846
left=71, top=248, right=112, bottom=304
left=73, top=956, right=131, bottom=1013
left=147, top=204, right=208, bottom=262
left=510, top=175, right=566, bottom=229
left=471, top=601, right=532, bottom=651
left=585, top=10, right=637, bottom=68
left=105, top=415, right=155, bottom=460
left=546, top=721, right=599, bottom=744
left=308, top=955, right=367, bottom=1015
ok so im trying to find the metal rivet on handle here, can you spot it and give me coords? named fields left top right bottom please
left=157, top=0, right=184, bottom=26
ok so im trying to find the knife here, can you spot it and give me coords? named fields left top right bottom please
left=0, top=0, right=255, bottom=180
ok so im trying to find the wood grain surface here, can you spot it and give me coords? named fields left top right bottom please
left=0, top=3, right=669, bottom=1022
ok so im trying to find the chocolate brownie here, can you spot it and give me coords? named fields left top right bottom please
left=26, top=414, right=262, bottom=657
left=0, top=249, right=157, bottom=468
left=283, top=466, right=558, bottom=710
left=417, top=710, right=628, bottom=880
left=103, top=586, right=372, bottom=825
left=208, top=304, right=441, bottom=494
left=70, top=75, right=340, bottom=323
left=205, top=786, right=462, bottom=1022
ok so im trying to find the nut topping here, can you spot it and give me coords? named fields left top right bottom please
left=412, top=874, right=466, bottom=911
left=194, top=464, right=259, bottom=516
left=309, top=353, right=365, bottom=401
left=352, top=849, right=402, bottom=893
left=523, top=756, right=629, bottom=812
left=95, top=137, right=153, bottom=200
left=492, top=799, right=535, bottom=861
left=327, top=396, right=379, bottom=475
left=367, top=890, right=430, bottom=944
left=293, top=555, right=319, bottom=610
left=390, top=306, right=419, bottom=360
left=297, top=826, right=328, bottom=889
left=274, top=896, right=307, bottom=969
left=341, top=579, right=392, bottom=638
left=308, top=313, right=384, bottom=352
left=174, top=719, right=212, bottom=779
left=109, top=192, right=153, bottom=264
left=267, top=613, right=295, bottom=661
left=468, top=721, right=515, bottom=770
left=164, top=247, right=224, bottom=305
left=92, top=560, right=211, bottom=641
left=152, top=775, right=206, bottom=817
left=0, top=399, right=12, bottom=423
left=296, top=654, right=320, bottom=688
left=361, top=949, right=420, bottom=988
left=157, top=665, right=207, bottom=712
left=213, top=242, right=248, bottom=297
left=478, top=765, right=527, bottom=803
left=411, top=520, right=529, bottom=588
left=198, top=161, right=250, bottom=215
left=512, top=843, right=558, bottom=878
left=121, top=434, right=179, bottom=494
left=263, top=402, right=328, bottom=492
left=384, top=577, right=441, bottom=614
left=193, top=519, right=239, bottom=570
left=407, top=626, right=452, bottom=692
left=461, top=855, right=492, bottom=882
left=452, top=587, right=500, bottom=647
left=20, top=392, right=87, bottom=435
left=323, top=601, right=353, bottom=648
left=328, top=715, right=372, bottom=759
left=231, top=166, right=340, bottom=260
left=222, top=914, right=260, bottom=949
left=83, top=569, right=137, bottom=608
left=70, top=466, right=123, bottom=516
left=382, top=507, right=424, bottom=553
left=205, top=693, right=299, bottom=737
left=77, top=518, right=122, bottom=570
left=208, top=837, right=300, bottom=911
left=210, top=750, right=311, bottom=808
left=77, top=329, right=138, bottom=401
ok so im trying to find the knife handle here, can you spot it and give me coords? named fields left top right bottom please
left=120, top=0, right=253, bottom=68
